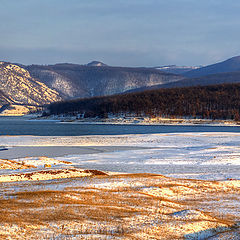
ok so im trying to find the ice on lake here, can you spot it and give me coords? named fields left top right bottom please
left=1, top=132, right=240, bottom=180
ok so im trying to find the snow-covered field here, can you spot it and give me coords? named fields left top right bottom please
left=0, top=172, right=239, bottom=239
left=0, top=132, right=239, bottom=239
left=1, top=132, right=240, bottom=180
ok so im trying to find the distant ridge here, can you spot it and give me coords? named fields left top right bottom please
left=183, top=55, right=240, bottom=78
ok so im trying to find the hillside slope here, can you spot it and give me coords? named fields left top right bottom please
left=0, top=62, right=61, bottom=114
left=26, top=63, right=184, bottom=99
left=184, top=55, right=240, bottom=78
left=126, top=71, right=240, bottom=93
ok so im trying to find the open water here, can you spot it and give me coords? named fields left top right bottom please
left=1, top=116, right=240, bottom=136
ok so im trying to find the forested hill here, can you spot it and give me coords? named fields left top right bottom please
left=47, top=83, right=240, bottom=121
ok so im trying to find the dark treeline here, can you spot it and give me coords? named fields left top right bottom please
left=47, top=83, right=240, bottom=120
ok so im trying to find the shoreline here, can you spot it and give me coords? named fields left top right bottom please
left=2, top=114, right=240, bottom=126
left=38, top=115, right=240, bottom=126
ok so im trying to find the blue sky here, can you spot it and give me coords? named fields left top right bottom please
left=0, top=0, right=240, bottom=66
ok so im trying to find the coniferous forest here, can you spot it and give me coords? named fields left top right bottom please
left=47, top=83, right=240, bottom=121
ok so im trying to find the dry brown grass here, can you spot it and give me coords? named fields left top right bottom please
left=0, top=174, right=239, bottom=239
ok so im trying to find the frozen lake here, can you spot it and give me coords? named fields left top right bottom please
left=0, top=117, right=240, bottom=180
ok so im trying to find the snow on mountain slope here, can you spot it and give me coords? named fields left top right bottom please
left=0, top=62, right=62, bottom=114
left=26, top=63, right=184, bottom=99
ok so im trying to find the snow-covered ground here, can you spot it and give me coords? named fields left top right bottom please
left=0, top=172, right=239, bottom=239
left=0, top=132, right=239, bottom=239
left=1, top=132, right=240, bottom=180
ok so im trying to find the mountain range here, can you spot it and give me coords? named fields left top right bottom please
left=1, top=55, right=240, bottom=115
left=25, top=63, right=183, bottom=99
left=0, top=61, right=183, bottom=114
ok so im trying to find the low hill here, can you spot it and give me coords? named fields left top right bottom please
left=183, top=55, right=240, bottom=78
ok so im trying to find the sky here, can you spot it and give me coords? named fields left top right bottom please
left=0, top=0, right=240, bottom=67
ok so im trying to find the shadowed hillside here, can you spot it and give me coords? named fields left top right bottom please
left=126, top=71, right=240, bottom=93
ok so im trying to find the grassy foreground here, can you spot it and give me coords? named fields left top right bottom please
left=0, top=172, right=239, bottom=239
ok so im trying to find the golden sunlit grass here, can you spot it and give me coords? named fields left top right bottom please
left=0, top=173, right=239, bottom=239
